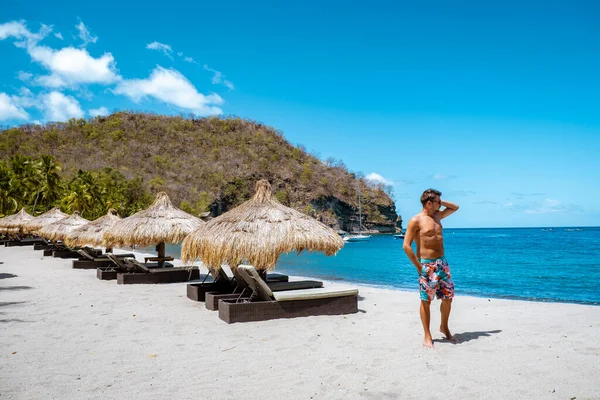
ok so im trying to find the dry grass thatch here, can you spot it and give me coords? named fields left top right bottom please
left=181, top=179, right=344, bottom=271
left=0, top=208, right=34, bottom=232
left=22, top=207, right=69, bottom=234
left=38, top=211, right=90, bottom=241
left=64, top=209, right=121, bottom=247
left=102, top=192, right=203, bottom=247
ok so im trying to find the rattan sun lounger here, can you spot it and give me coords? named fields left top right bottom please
left=204, top=267, right=323, bottom=311
left=4, top=237, right=47, bottom=247
left=33, top=238, right=52, bottom=250
left=72, top=249, right=136, bottom=269
left=217, top=265, right=358, bottom=323
left=115, top=258, right=199, bottom=284
left=40, top=241, right=72, bottom=256
left=187, top=269, right=290, bottom=302
left=96, top=253, right=139, bottom=280
left=186, top=266, right=289, bottom=302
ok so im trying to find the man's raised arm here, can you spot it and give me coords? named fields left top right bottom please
left=439, top=200, right=459, bottom=219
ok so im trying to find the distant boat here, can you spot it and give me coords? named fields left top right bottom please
left=393, top=233, right=405, bottom=239
left=344, top=233, right=371, bottom=242
left=343, top=183, right=371, bottom=242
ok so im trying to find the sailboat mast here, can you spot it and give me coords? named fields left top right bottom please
left=358, top=183, right=362, bottom=234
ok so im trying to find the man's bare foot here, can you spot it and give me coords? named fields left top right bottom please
left=439, top=327, right=457, bottom=343
left=423, top=336, right=434, bottom=349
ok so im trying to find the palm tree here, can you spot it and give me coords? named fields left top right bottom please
left=7, top=155, right=37, bottom=212
left=31, top=155, right=63, bottom=214
left=0, top=162, right=18, bottom=215
left=62, top=170, right=102, bottom=218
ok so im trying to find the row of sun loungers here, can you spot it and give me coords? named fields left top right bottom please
left=3, top=241, right=359, bottom=323
left=219, top=265, right=358, bottom=323
left=28, top=242, right=198, bottom=285
left=3, top=236, right=48, bottom=247
left=186, top=265, right=359, bottom=323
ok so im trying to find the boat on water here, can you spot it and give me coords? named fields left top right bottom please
left=343, top=233, right=371, bottom=242
left=343, top=183, right=371, bottom=242
left=393, top=233, right=405, bottom=239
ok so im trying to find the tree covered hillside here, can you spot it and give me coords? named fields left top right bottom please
left=0, top=112, right=399, bottom=231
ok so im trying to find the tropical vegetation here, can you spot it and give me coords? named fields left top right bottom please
left=0, top=154, right=152, bottom=219
left=0, top=112, right=399, bottom=230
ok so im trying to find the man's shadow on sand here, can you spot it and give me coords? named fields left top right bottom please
left=435, top=329, right=502, bottom=344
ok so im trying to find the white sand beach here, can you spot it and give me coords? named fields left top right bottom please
left=1, top=245, right=599, bottom=400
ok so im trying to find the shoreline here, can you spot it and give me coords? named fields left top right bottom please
left=1, top=245, right=599, bottom=399
left=135, top=245, right=600, bottom=307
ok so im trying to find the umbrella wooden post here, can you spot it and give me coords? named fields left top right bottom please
left=157, top=242, right=166, bottom=268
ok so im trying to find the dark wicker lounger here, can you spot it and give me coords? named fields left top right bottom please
left=116, top=258, right=199, bottom=285
left=96, top=254, right=173, bottom=280
left=204, top=267, right=323, bottom=311
left=186, top=266, right=289, bottom=302
left=217, top=265, right=358, bottom=323
left=41, top=242, right=72, bottom=257
left=5, top=237, right=47, bottom=247
left=72, top=249, right=135, bottom=269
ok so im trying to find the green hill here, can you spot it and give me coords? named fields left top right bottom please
left=0, top=112, right=400, bottom=232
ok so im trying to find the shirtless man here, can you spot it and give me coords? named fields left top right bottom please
left=403, top=189, right=459, bottom=348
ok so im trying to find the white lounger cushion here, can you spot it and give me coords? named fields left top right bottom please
left=237, top=264, right=359, bottom=302
left=273, top=288, right=359, bottom=302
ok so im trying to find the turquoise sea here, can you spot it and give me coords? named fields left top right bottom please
left=159, top=227, right=600, bottom=305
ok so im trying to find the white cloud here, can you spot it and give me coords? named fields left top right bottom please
left=366, top=173, right=393, bottom=186
left=114, top=66, right=223, bottom=115
left=0, top=92, right=30, bottom=121
left=16, top=87, right=37, bottom=107
left=89, top=106, right=109, bottom=117
left=223, top=80, right=235, bottom=90
left=54, top=32, right=63, bottom=40
left=396, top=179, right=417, bottom=185
left=76, top=21, right=97, bottom=47
left=180, top=53, right=201, bottom=65
left=208, top=69, right=222, bottom=84
left=39, top=91, right=84, bottom=121
left=0, top=20, right=51, bottom=45
left=524, top=199, right=583, bottom=215
left=433, top=173, right=453, bottom=180
left=1, top=20, right=119, bottom=89
left=203, top=64, right=234, bottom=90
left=503, top=198, right=583, bottom=215
left=17, top=71, right=33, bottom=81
left=147, top=41, right=173, bottom=59
left=29, top=45, right=120, bottom=88
left=0, top=20, right=32, bottom=40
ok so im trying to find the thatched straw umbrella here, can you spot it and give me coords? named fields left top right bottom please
left=64, top=209, right=121, bottom=250
left=38, top=211, right=90, bottom=242
left=22, top=207, right=69, bottom=235
left=103, top=192, right=204, bottom=267
left=0, top=208, right=34, bottom=235
left=181, top=180, right=344, bottom=274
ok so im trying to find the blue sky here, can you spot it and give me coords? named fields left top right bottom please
left=1, top=0, right=599, bottom=228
